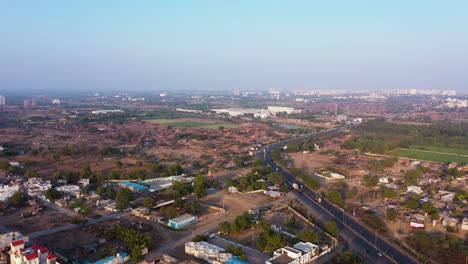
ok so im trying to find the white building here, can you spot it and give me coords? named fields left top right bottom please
left=267, top=106, right=297, bottom=114
left=406, top=186, right=423, bottom=195
left=51, top=99, right=61, bottom=105
left=185, top=241, right=233, bottom=263
left=461, top=217, right=468, bottom=231
left=91, top=109, right=124, bottom=115
left=0, top=232, right=26, bottom=251
left=9, top=239, right=57, bottom=264
left=266, top=242, right=319, bottom=264
left=0, top=95, right=5, bottom=105
left=0, top=184, right=20, bottom=202
left=56, top=185, right=81, bottom=198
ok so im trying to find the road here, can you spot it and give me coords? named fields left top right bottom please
left=27, top=211, right=130, bottom=239
left=257, top=126, right=420, bottom=264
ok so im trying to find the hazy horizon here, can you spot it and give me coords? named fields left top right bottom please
left=1, top=1, right=467, bottom=92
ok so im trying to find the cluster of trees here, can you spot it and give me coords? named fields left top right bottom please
left=10, top=191, right=25, bottom=206
left=344, top=120, right=468, bottom=153
left=116, top=188, right=134, bottom=210
left=106, top=224, right=151, bottom=261
left=219, top=212, right=254, bottom=234
left=359, top=211, right=388, bottom=235
left=0, top=142, right=21, bottom=156
left=256, top=220, right=287, bottom=252
left=296, top=230, right=321, bottom=244
left=283, top=139, right=321, bottom=153
left=225, top=167, right=270, bottom=192
left=224, top=245, right=247, bottom=261
left=289, top=168, right=321, bottom=190
left=324, top=221, right=340, bottom=237
left=405, top=230, right=467, bottom=264
left=329, top=250, right=363, bottom=264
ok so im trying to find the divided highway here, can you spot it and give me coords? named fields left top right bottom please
left=257, top=127, right=420, bottom=264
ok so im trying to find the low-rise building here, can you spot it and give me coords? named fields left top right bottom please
left=266, top=242, right=319, bottom=264
left=185, top=241, right=233, bottom=263
left=410, top=214, right=425, bottom=229
left=441, top=217, right=459, bottom=229
left=461, top=217, right=468, bottom=231
left=9, top=239, right=57, bottom=264
left=406, top=186, right=423, bottom=195
left=168, top=214, right=196, bottom=229
left=0, top=184, right=20, bottom=202
left=56, top=185, right=81, bottom=198
left=119, top=181, right=149, bottom=192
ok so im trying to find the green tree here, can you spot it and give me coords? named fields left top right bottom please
left=386, top=209, right=397, bottom=221
left=405, top=199, right=419, bottom=209
left=363, top=174, right=379, bottom=187
left=24, top=169, right=38, bottom=178
left=143, top=197, right=155, bottom=209
left=327, top=190, right=343, bottom=206
left=267, top=172, right=286, bottom=185
left=193, top=175, right=208, bottom=197
left=45, top=188, right=63, bottom=201
left=325, top=221, right=340, bottom=237
left=10, top=191, right=24, bottom=206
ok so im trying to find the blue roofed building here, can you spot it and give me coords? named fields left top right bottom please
left=119, top=181, right=149, bottom=192
left=227, top=257, right=250, bottom=264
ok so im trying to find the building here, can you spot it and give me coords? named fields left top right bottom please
left=0, top=95, right=5, bottom=105
left=406, top=186, right=423, bottom=195
left=336, top=114, right=348, bottom=122
left=55, top=185, right=81, bottom=198
left=410, top=214, right=425, bottom=229
left=0, top=184, right=20, bottom=202
left=23, top=99, right=37, bottom=107
left=9, top=239, right=57, bottom=264
left=119, top=181, right=149, bottom=192
left=168, top=214, right=196, bottom=229
left=0, top=232, right=26, bottom=251
left=461, top=217, right=468, bottom=231
left=91, top=109, right=124, bottom=115
left=51, top=99, right=61, bottom=105
left=267, top=106, right=297, bottom=115
left=441, top=217, right=459, bottom=229
left=185, top=241, right=233, bottom=263
left=266, top=242, right=319, bottom=264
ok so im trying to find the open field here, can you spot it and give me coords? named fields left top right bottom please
left=143, top=119, right=241, bottom=129
left=407, top=145, right=468, bottom=155
left=394, top=149, right=468, bottom=163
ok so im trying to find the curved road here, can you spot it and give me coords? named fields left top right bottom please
left=256, top=126, right=420, bottom=264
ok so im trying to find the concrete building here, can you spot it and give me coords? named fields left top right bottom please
left=267, top=106, right=296, bottom=114
left=461, top=217, right=468, bottom=231
left=266, top=242, right=319, bottom=264
left=168, top=214, right=196, bottom=229
left=0, top=95, right=5, bottom=105
left=0, top=184, right=20, bottom=202
left=410, top=214, right=425, bottom=229
left=185, top=241, right=233, bottom=263
left=9, top=239, right=57, bottom=264
left=0, top=232, right=26, bottom=251
left=56, top=185, right=81, bottom=198
left=23, top=99, right=37, bottom=107
left=406, top=186, right=423, bottom=195
left=51, top=99, right=61, bottom=105
left=119, top=181, right=149, bottom=192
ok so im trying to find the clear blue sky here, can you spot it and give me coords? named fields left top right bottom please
left=1, top=1, right=467, bottom=92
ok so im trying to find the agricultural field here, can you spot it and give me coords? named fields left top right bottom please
left=394, top=149, right=468, bottom=163
left=143, top=119, right=241, bottom=129
left=407, top=145, right=468, bottom=155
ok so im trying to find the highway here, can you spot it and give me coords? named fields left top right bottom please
left=257, top=126, right=420, bottom=264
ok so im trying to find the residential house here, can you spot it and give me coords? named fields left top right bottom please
left=461, top=217, right=468, bottom=231
left=168, top=214, right=196, bottom=229
left=266, top=242, right=319, bottom=264
left=9, top=239, right=57, bottom=264
left=406, top=186, right=423, bottom=195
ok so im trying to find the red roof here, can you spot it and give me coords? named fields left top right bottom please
left=32, top=242, right=39, bottom=250
left=25, top=252, right=39, bottom=261
left=11, top=239, right=24, bottom=247
left=46, top=252, right=57, bottom=260
left=39, top=247, right=48, bottom=253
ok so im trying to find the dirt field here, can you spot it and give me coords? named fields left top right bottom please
left=0, top=205, right=72, bottom=234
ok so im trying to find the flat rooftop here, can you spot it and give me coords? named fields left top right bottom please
left=269, top=254, right=294, bottom=264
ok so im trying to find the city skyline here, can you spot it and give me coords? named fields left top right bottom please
left=1, top=1, right=467, bottom=92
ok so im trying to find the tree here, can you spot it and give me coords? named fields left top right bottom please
left=10, top=191, right=24, bottom=206
left=386, top=209, right=397, bottom=222
left=143, top=197, right=155, bottom=209
left=167, top=164, right=183, bottom=176
left=45, top=188, right=63, bottom=201
left=405, top=199, right=419, bottom=209
left=193, top=175, right=208, bottom=197
left=363, top=174, right=379, bottom=187
left=267, top=172, right=286, bottom=185
left=325, top=221, right=340, bottom=237
left=219, top=222, right=231, bottom=234
left=24, top=169, right=38, bottom=178
left=327, top=190, right=343, bottom=206
left=297, top=230, right=321, bottom=243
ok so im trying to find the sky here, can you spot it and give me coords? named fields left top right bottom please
left=0, top=1, right=467, bottom=92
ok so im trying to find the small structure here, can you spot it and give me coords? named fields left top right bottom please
left=168, top=214, right=196, bottom=229
left=461, top=217, right=468, bottom=231
left=437, top=190, right=455, bottom=203
left=410, top=214, right=425, bottom=229
left=266, top=242, right=319, bottom=264
left=406, top=186, right=423, bottom=195
left=441, top=217, right=459, bottom=229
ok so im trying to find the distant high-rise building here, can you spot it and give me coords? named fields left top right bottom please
left=24, top=99, right=37, bottom=106
left=0, top=95, right=5, bottom=105
left=52, top=99, right=61, bottom=105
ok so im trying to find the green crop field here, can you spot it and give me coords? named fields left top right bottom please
left=408, top=145, right=468, bottom=155
left=394, top=149, right=468, bottom=163
left=143, top=119, right=241, bottom=129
